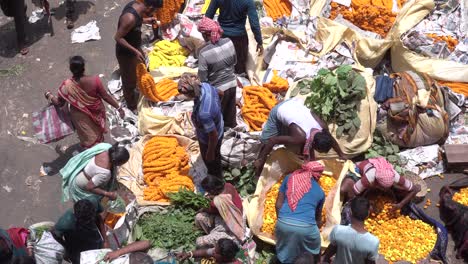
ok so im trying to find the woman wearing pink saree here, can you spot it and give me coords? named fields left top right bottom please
left=45, top=56, right=124, bottom=148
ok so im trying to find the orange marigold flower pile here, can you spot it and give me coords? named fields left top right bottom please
left=136, top=63, right=179, bottom=102
left=453, top=187, right=468, bottom=206
left=426, top=33, right=459, bottom=51
left=263, top=0, right=292, bottom=21
left=261, top=177, right=285, bottom=235
left=318, top=175, right=337, bottom=227
left=364, top=196, right=437, bottom=263
left=329, top=0, right=407, bottom=38
left=263, top=70, right=289, bottom=93
left=242, top=86, right=277, bottom=131
left=142, top=136, right=194, bottom=202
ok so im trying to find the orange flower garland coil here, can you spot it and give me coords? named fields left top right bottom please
left=329, top=0, right=398, bottom=38
left=364, top=195, right=437, bottom=263
left=136, top=63, right=179, bottom=102
left=242, top=86, right=277, bottom=131
left=263, top=0, right=292, bottom=21
left=264, top=70, right=289, bottom=93
left=437, top=80, right=468, bottom=96
left=142, top=136, right=194, bottom=202
left=426, top=34, right=459, bottom=51
left=137, top=0, right=184, bottom=26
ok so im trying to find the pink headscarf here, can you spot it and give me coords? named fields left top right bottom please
left=197, top=16, right=224, bottom=44
left=287, top=161, right=325, bottom=212
left=369, top=157, right=395, bottom=188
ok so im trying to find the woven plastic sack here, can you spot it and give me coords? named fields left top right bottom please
left=220, top=128, right=262, bottom=168
left=34, top=231, right=65, bottom=264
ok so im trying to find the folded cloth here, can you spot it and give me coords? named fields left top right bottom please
left=375, top=75, right=395, bottom=103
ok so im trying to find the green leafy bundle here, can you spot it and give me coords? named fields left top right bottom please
left=365, top=131, right=406, bottom=174
left=224, top=165, right=256, bottom=197
left=134, top=208, right=202, bottom=251
left=298, top=65, right=367, bottom=138
left=167, top=188, right=210, bottom=211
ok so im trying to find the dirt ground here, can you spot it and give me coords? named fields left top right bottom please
left=0, top=1, right=466, bottom=263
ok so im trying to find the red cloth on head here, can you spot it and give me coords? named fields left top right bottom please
left=198, top=16, right=223, bottom=44
left=6, top=228, right=29, bottom=249
left=369, top=157, right=395, bottom=188
left=286, top=161, right=325, bottom=212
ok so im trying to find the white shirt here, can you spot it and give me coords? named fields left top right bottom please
left=276, top=98, right=322, bottom=137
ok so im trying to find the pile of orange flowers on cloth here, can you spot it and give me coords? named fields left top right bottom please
left=437, top=80, right=468, bottom=96
left=364, top=195, right=437, bottom=263
left=329, top=0, right=406, bottom=38
left=242, top=86, right=277, bottom=131
left=142, top=136, right=194, bottom=202
left=452, top=187, right=468, bottom=206
left=136, top=63, right=179, bottom=102
left=263, top=0, right=292, bottom=21
left=317, top=175, right=337, bottom=227
left=426, top=34, right=459, bottom=51
left=261, top=177, right=285, bottom=235
left=263, top=70, right=289, bottom=93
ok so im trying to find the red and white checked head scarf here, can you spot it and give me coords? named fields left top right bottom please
left=369, top=157, right=395, bottom=188
left=287, top=161, right=325, bottom=212
left=198, top=16, right=223, bottom=44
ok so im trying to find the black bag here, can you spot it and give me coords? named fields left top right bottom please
left=439, top=178, right=468, bottom=261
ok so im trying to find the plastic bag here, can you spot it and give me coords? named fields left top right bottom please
left=34, top=231, right=65, bottom=264
left=221, top=128, right=262, bottom=168
left=32, top=105, right=74, bottom=143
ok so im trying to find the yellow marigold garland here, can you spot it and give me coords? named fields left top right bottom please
left=142, top=136, right=194, bottom=202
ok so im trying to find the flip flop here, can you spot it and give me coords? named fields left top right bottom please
left=20, top=47, right=29, bottom=55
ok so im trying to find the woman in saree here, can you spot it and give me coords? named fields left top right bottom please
left=195, top=176, right=246, bottom=248
left=45, top=56, right=124, bottom=149
left=0, top=227, right=33, bottom=262
left=60, top=142, right=129, bottom=205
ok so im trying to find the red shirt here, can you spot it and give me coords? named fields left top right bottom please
left=208, top=183, right=243, bottom=215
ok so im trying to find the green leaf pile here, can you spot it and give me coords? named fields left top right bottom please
left=224, top=165, right=256, bottom=197
left=299, top=65, right=367, bottom=138
left=167, top=188, right=210, bottom=211
left=365, top=131, right=406, bottom=174
left=134, top=207, right=202, bottom=251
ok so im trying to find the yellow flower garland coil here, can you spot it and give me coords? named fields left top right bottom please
left=364, top=196, right=437, bottom=263
left=142, top=136, right=194, bottom=202
left=453, top=187, right=468, bottom=206
left=242, top=86, right=278, bottom=132
left=148, top=40, right=189, bottom=71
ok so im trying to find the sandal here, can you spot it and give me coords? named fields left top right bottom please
left=20, top=47, right=29, bottom=55
left=66, top=18, right=74, bottom=29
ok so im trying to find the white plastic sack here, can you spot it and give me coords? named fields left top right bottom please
left=221, top=128, right=262, bottom=168
left=71, top=20, right=101, bottom=43
left=107, top=201, right=139, bottom=250
left=34, top=231, right=65, bottom=264
left=80, top=249, right=128, bottom=264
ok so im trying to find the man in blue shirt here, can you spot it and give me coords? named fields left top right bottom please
left=322, top=197, right=380, bottom=264
left=178, top=73, right=224, bottom=177
left=205, top=0, right=263, bottom=75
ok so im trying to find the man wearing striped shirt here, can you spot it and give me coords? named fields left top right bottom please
left=198, top=17, right=238, bottom=128
left=205, top=0, right=263, bottom=75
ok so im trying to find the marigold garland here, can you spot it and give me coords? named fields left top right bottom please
left=242, top=86, right=277, bottom=132
left=426, top=33, right=459, bottom=51
left=263, top=0, right=292, bottom=21
left=136, top=63, right=179, bottom=102
left=261, top=177, right=285, bottom=235
left=142, top=136, right=194, bottom=202
left=263, top=70, right=289, bottom=93
left=329, top=0, right=403, bottom=38
left=317, top=175, right=337, bottom=229
left=137, top=0, right=184, bottom=26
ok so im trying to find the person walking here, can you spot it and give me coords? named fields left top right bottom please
left=0, top=0, right=28, bottom=54
left=177, top=73, right=224, bottom=177
left=197, top=17, right=238, bottom=128
left=321, top=197, right=380, bottom=264
left=205, top=0, right=263, bottom=75
left=45, top=56, right=124, bottom=149
left=115, top=0, right=162, bottom=111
